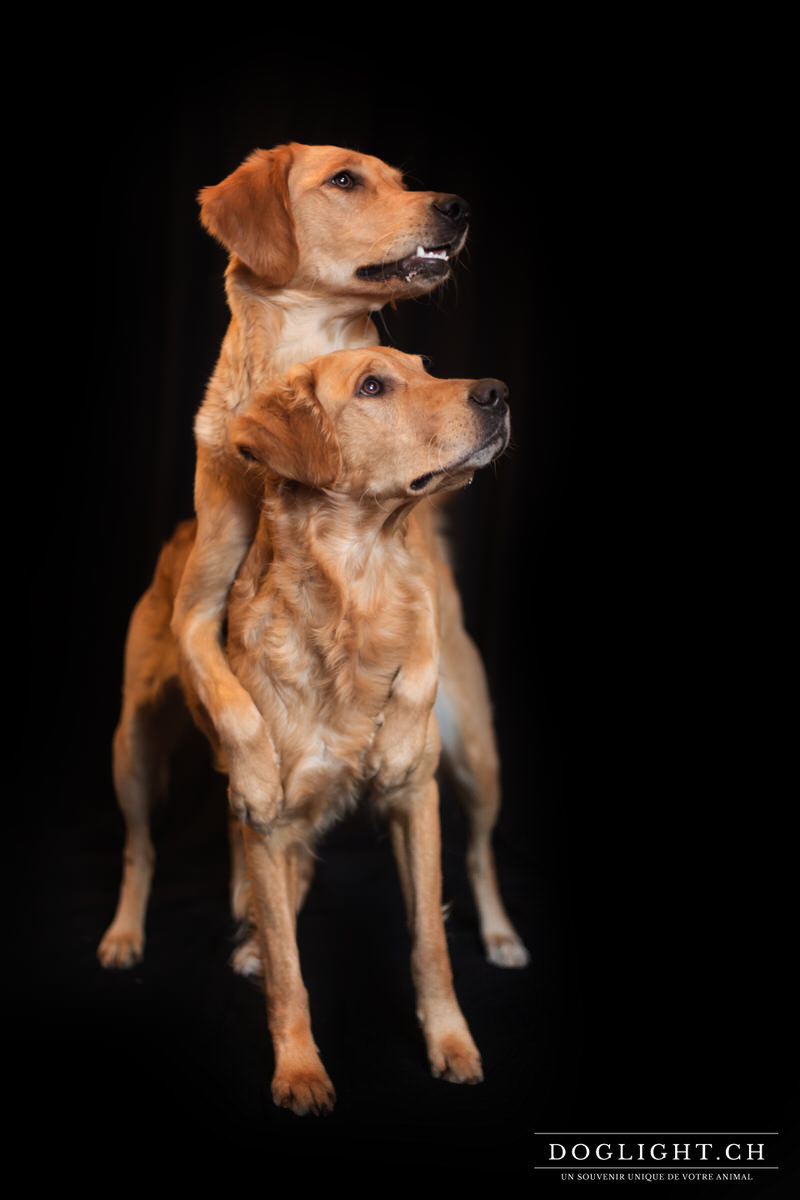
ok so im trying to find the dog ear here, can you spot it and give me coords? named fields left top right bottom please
left=198, top=145, right=299, bottom=285
left=232, top=365, right=342, bottom=488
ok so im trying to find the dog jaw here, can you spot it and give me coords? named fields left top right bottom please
left=408, top=420, right=511, bottom=496
left=355, top=242, right=454, bottom=286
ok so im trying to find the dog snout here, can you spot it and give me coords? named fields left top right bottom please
left=469, top=379, right=509, bottom=411
left=432, top=194, right=470, bottom=233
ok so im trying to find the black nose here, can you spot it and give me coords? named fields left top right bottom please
left=433, top=194, right=470, bottom=229
left=469, top=379, right=509, bottom=409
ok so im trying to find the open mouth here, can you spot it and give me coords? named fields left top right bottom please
left=409, top=429, right=509, bottom=494
left=356, top=244, right=452, bottom=284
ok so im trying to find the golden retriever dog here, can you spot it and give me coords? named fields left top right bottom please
left=221, top=346, right=508, bottom=1113
left=98, top=143, right=528, bottom=973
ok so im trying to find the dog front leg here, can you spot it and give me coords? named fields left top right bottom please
left=389, top=778, right=483, bottom=1085
left=171, top=465, right=281, bottom=834
left=364, top=608, right=439, bottom=793
left=241, top=825, right=335, bottom=1116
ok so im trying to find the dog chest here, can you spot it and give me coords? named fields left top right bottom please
left=279, top=690, right=434, bottom=828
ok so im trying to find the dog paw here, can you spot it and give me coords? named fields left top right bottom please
left=364, top=711, right=433, bottom=797
left=227, top=742, right=284, bottom=835
left=271, top=1063, right=336, bottom=1116
left=365, top=745, right=424, bottom=797
left=97, top=927, right=144, bottom=969
left=230, top=935, right=263, bottom=978
left=227, top=780, right=282, bottom=836
left=485, top=932, right=530, bottom=969
left=427, top=1029, right=483, bottom=1085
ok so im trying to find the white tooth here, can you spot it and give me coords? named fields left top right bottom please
left=415, top=245, right=449, bottom=260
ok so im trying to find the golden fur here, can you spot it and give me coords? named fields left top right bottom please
left=98, top=142, right=527, bottom=973
left=222, top=347, right=509, bottom=1112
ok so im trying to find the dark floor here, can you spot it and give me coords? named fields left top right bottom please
left=10, top=703, right=792, bottom=1188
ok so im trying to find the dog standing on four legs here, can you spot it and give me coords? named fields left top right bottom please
left=221, top=346, right=511, bottom=1113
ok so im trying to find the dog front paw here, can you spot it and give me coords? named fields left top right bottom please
left=227, top=745, right=283, bottom=834
left=271, top=1052, right=336, bottom=1117
left=97, top=925, right=144, bottom=969
left=228, top=784, right=282, bottom=835
left=426, top=1027, right=483, bottom=1085
left=366, top=759, right=416, bottom=795
left=365, top=701, right=438, bottom=796
left=364, top=732, right=424, bottom=796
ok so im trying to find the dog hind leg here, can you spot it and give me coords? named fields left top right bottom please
left=98, top=531, right=193, bottom=969
left=436, top=611, right=530, bottom=969
left=98, top=674, right=187, bottom=968
left=230, top=834, right=316, bottom=978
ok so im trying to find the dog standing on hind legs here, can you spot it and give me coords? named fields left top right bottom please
left=98, top=142, right=528, bottom=973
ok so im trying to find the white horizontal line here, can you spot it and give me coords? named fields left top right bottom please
left=534, top=1167, right=779, bottom=1172
left=533, top=1132, right=779, bottom=1136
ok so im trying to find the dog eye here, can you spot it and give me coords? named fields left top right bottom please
left=330, top=170, right=357, bottom=189
left=358, top=376, right=385, bottom=397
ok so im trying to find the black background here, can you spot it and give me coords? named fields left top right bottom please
left=13, top=19, right=793, bottom=1190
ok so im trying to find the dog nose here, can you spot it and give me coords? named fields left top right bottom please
left=433, top=194, right=470, bottom=229
left=469, top=379, right=509, bottom=410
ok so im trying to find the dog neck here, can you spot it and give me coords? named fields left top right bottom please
left=214, top=262, right=383, bottom=403
left=233, top=485, right=429, bottom=653
left=265, top=486, right=418, bottom=598
left=228, top=485, right=435, bottom=729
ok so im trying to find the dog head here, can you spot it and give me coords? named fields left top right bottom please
left=231, top=347, right=510, bottom=507
left=199, top=143, right=469, bottom=299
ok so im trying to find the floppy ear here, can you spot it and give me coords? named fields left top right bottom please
left=198, top=144, right=299, bottom=284
left=231, top=365, right=342, bottom=488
